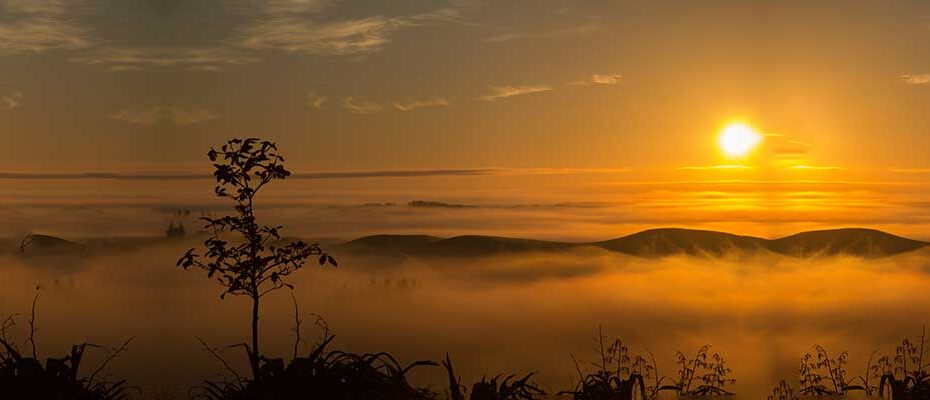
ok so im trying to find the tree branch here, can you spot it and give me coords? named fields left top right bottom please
left=196, top=337, right=245, bottom=384
left=87, top=337, right=135, bottom=382
left=28, top=288, right=39, bottom=360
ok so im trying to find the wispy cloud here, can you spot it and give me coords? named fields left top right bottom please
left=188, top=65, right=225, bottom=72
left=111, top=106, right=218, bottom=126
left=901, top=74, right=930, bottom=85
left=485, top=24, right=598, bottom=43
left=678, top=165, right=753, bottom=171
left=765, top=134, right=811, bottom=158
left=479, top=85, right=552, bottom=101
left=239, top=2, right=464, bottom=56
left=261, top=0, right=334, bottom=15
left=891, top=168, right=930, bottom=174
left=0, top=0, right=93, bottom=55
left=571, top=73, right=623, bottom=86
left=71, top=47, right=261, bottom=72
left=343, top=97, right=383, bottom=114
left=788, top=165, right=846, bottom=171
left=241, top=17, right=406, bottom=56
left=307, top=91, right=327, bottom=109
left=2, top=91, right=23, bottom=109
left=394, top=97, right=450, bottom=111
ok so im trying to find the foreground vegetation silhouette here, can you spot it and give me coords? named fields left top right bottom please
left=768, top=328, right=930, bottom=400
left=0, top=291, right=133, bottom=400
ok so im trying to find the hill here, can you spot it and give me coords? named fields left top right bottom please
left=594, top=228, right=768, bottom=257
left=340, top=234, right=574, bottom=257
left=767, top=228, right=927, bottom=258
left=339, top=228, right=928, bottom=259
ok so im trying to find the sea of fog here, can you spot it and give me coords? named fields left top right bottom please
left=2, top=241, right=930, bottom=399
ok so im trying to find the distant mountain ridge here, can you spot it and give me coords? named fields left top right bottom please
left=340, top=228, right=929, bottom=259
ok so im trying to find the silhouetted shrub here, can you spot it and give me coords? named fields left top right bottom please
left=663, top=344, right=735, bottom=398
left=558, top=328, right=656, bottom=400
left=443, top=354, right=545, bottom=400
left=798, top=345, right=876, bottom=397
left=0, top=293, right=133, bottom=400
left=192, top=336, right=437, bottom=400
left=875, top=328, right=930, bottom=399
left=556, top=329, right=737, bottom=400
left=766, top=380, right=797, bottom=400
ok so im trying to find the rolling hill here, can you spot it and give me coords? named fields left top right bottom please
left=338, top=228, right=928, bottom=259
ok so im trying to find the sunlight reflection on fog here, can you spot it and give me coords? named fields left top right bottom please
left=2, top=241, right=929, bottom=399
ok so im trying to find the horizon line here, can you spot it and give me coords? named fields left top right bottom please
left=0, top=168, right=637, bottom=181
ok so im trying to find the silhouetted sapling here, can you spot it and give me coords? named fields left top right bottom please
left=177, top=138, right=336, bottom=379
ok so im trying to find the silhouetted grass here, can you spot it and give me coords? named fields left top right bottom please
left=798, top=345, right=876, bottom=396
left=558, top=328, right=649, bottom=400
left=765, top=328, right=930, bottom=400
left=556, top=328, right=735, bottom=400
left=0, top=292, right=134, bottom=400
left=443, top=354, right=545, bottom=400
left=766, top=380, right=796, bottom=400
left=874, top=328, right=930, bottom=399
left=191, top=335, right=437, bottom=400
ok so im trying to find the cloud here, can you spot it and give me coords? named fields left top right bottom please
left=891, top=168, right=930, bottom=174
left=900, top=74, right=930, bottom=85
left=678, top=165, right=752, bottom=171
left=2, top=91, right=23, bottom=109
left=71, top=47, right=261, bottom=72
left=111, top=108, right=161, bottom=125
left=261, top=0, right=334, bottom=15
left=239, top=2, right=464, bottom=56
left=485, top=24, right=598, bottom=43
left=394, top=97, right=450, bottom=111
left=0, top=0, right=93, bottom=55
left=307, top=91, right=327, bottom=109
left=343, top=97, right=383, bottom=114
left=241, top=17, right=403, bottom=56
left=111, top=106, right=218, bottom=126
left=167, top=107, right=218, bottom=125
left=479, top=85, right=552, bottom=101
left=571, top=73, right=622, bottom=86
left=187, top=65, right=224, bottom=72
left=788, top=165, right=846, bottom=171
left=764, top=134, right=811, bottom=158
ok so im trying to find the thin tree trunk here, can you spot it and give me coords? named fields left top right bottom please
left=251, top=293, right=260, bottom=379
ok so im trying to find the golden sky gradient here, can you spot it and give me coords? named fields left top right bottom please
left=2, top=0, right=930, bottom=237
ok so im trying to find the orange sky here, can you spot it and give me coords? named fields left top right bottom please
left=1, top=0, right=930, bottom=237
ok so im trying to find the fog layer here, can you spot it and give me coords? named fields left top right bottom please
left=2, top=241, right=929, bottom=399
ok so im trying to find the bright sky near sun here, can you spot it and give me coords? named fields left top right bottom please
left=718, top=122, right=762, bottom=158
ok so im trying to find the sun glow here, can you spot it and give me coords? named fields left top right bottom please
left=718, top=122, right=762, bottom=158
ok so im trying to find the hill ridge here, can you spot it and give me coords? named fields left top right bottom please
left=341, top=228, right=929, bottom=259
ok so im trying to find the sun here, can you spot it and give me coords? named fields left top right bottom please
left=718, top=122, right=762, bottom=158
